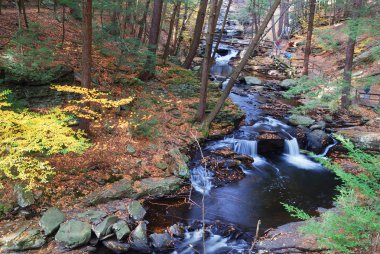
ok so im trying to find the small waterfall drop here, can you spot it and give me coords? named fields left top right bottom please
left=232, top=139, right=258, bottom=158
left=285, top=138, right=300, bottom=155
left=191, top=166, right=213, bottom=194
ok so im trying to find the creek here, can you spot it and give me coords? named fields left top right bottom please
left=145, top=42, right=339, bottom=253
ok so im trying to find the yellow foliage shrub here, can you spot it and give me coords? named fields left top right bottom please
left=0, top=90, right=90, bottom=189
left=52, top=85, right=134, bottom=119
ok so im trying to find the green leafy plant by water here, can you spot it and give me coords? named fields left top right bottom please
left=283, top=135, right=380, bottom=253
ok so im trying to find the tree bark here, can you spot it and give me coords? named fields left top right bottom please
left=174, top=1, right=191, bottom=56
left=37, top=0, right=40, bottom=13
left=302, top=0, right=316, bottom=76
left=341, top=0, right=363, bottom=109
left=277, top=0, right=286, bottom=37
left=81, top=0, right=92, bottom=132
left=138, top=0, right=151, bottom=41
left=21, top=0, right=28, bottom=28
left=269, top=0, right=277, bottom=41
left=139, top=0, right=163, bottom=80
left=62, top=5, right=66, bottom=46
left=198, top=0, right=219, bottom=122
left=163, top=1, right=179, bottom=63
left=203, top=0, right=281, bottom=127
left=212, top=0, right=233, bottom=60
left=172, top=1, right=182, bottom=55
left=182, top=0, right=209, bottom=69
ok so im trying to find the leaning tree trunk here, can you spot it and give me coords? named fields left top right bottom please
left=203, top=0, right=282, bottom=128
left=139, top=0, right=163, bottom=80
left=212, top=0, right=233, bottom=60
left=81, top=0, right=92, bottom=132
left=182, top=0, right=209, bottom=69
left=302, top=0, right=316, bottom=76
left=341, top=0, right=363, bottom=109
left=198, top=0, right=219, bottom=122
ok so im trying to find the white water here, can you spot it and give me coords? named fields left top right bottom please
left=283, top=138, right=322, bottom=170
left=170, top=229, right=248, bottom=254
left=191, top=166, right=213, bottom=194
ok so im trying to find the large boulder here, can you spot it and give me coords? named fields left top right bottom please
left=288, top=115, right=315, bottom=127
left=279, top=79, right=297, bottom=90
left=0, top=227, right=45, bottom=252
left=337, top=128, right=380, bottom=152
left=133, top=176, right=183, bottom=198
left=92, top=215, right=119, bottom=238
left=55, top=220, right=92, bottom=248
left=149, top=233, right=173, bottom=251
left=129, top=222, right=150, bottom=253
left=13, top=184, right=35, bottom=208
left=167, top=148, right=190, bottom=178
left=39, top=207, right=66, bottom=236
left=241, top=76, right=263, bottom=86
left=83, top=179, right=137, bottom=206
left=307, top=129, right=330, bottom=154
left=127, top=201, right=146, bottom=221
left=112, top=220, right=130, bottom=241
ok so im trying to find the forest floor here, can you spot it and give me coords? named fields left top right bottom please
left=0, top=8, right=244, bottom=212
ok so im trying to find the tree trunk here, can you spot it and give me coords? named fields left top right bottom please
left=174, top=1, right=190, bottom=56
left=81, top=0, right=92, bottom=132
left=139, top=0, right=163, bottom=80
left=212, top=0, right=233, bottom=60
left=138, top=0, right=151, bottom=41
left=172, top=1, right=182, bottom=55
left=277, top=0, right=285, bottom=37
left=182, top=0, right=208, bottom=69
left=203, top=0, right=281, bottom=127
left=198, top=0, right=219, bottom=122
left=157, top=1, right=167, bottom=45
left=163, top=1, right=179, bottom=63
left=341, top=0, right=363, bottom=109
left=269, top=0, right=277, bottom=41
left=62, top=5, right=66, bottom=46
left=54, top=0, right=57, bottom=13
left=15, top=0, right=22, bottom=30
left=302, top=0, right=316, bottom=76
left=37, top=0, right=40, bottom=13
left=21, top=0, right=28, bottom=28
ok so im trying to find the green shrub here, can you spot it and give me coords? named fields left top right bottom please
left=283, top=135, right=380, bottom=253
left=129, top=113, right=160, bottom=139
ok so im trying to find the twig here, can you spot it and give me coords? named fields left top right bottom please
left=248, top=219, right=261, bottom=254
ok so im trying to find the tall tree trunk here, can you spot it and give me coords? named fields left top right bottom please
left=174, top=1, right=190, bottom=56
left=203, top=0, right=281, bottom=127
left=157, top=1, right=167, bottom=45
left=252, top=0, right=259, bottom=34
left=81, top=0, right=92, bottom=132
left=341, top=0, right=363, bottom=109
left=21, top=0, right=28, bottom=28
left=0, top=0, right=2, bottom=15
left=62, top=5, right=66, bottom=46
left=37, top=0, right=40, bottom=13
left=163, top=1, right=179, bottom=63
left=15, top=0, right=22, bottom=30
left=284, top=0, right=289, bottom=28
left=172, top=1, right=182, bottom=55
left=277, top=0, right=285, bottom=37
left=269, top=0, right=277, bottom=41
left=138, top=0, right=151, bottom=41
left=302, top=0, right=316, bottom=76
left=198, top=0, right=219, bottom=122
left=139, top=0, right=163, bottom=80
left=182, top=0, right=209, bottom=69
left=54, top=0, right=57, bottom=13
left=212, top=0, right=233, bottom=60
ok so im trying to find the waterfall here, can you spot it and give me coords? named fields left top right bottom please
left=191, top=166, right=213, bottom=194
left=284, top=138, right=300, bottom=155
left=225, top=138, right=258, bottom=157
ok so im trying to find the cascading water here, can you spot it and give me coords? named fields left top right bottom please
left=284, top=138, right=300, bottom=155
left=191, top=166, right=213, bottom=194
left=227, top=138, right=258, bottom=157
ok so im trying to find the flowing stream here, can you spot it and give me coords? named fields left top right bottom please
left=145, top=42, right=338, bottom=254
